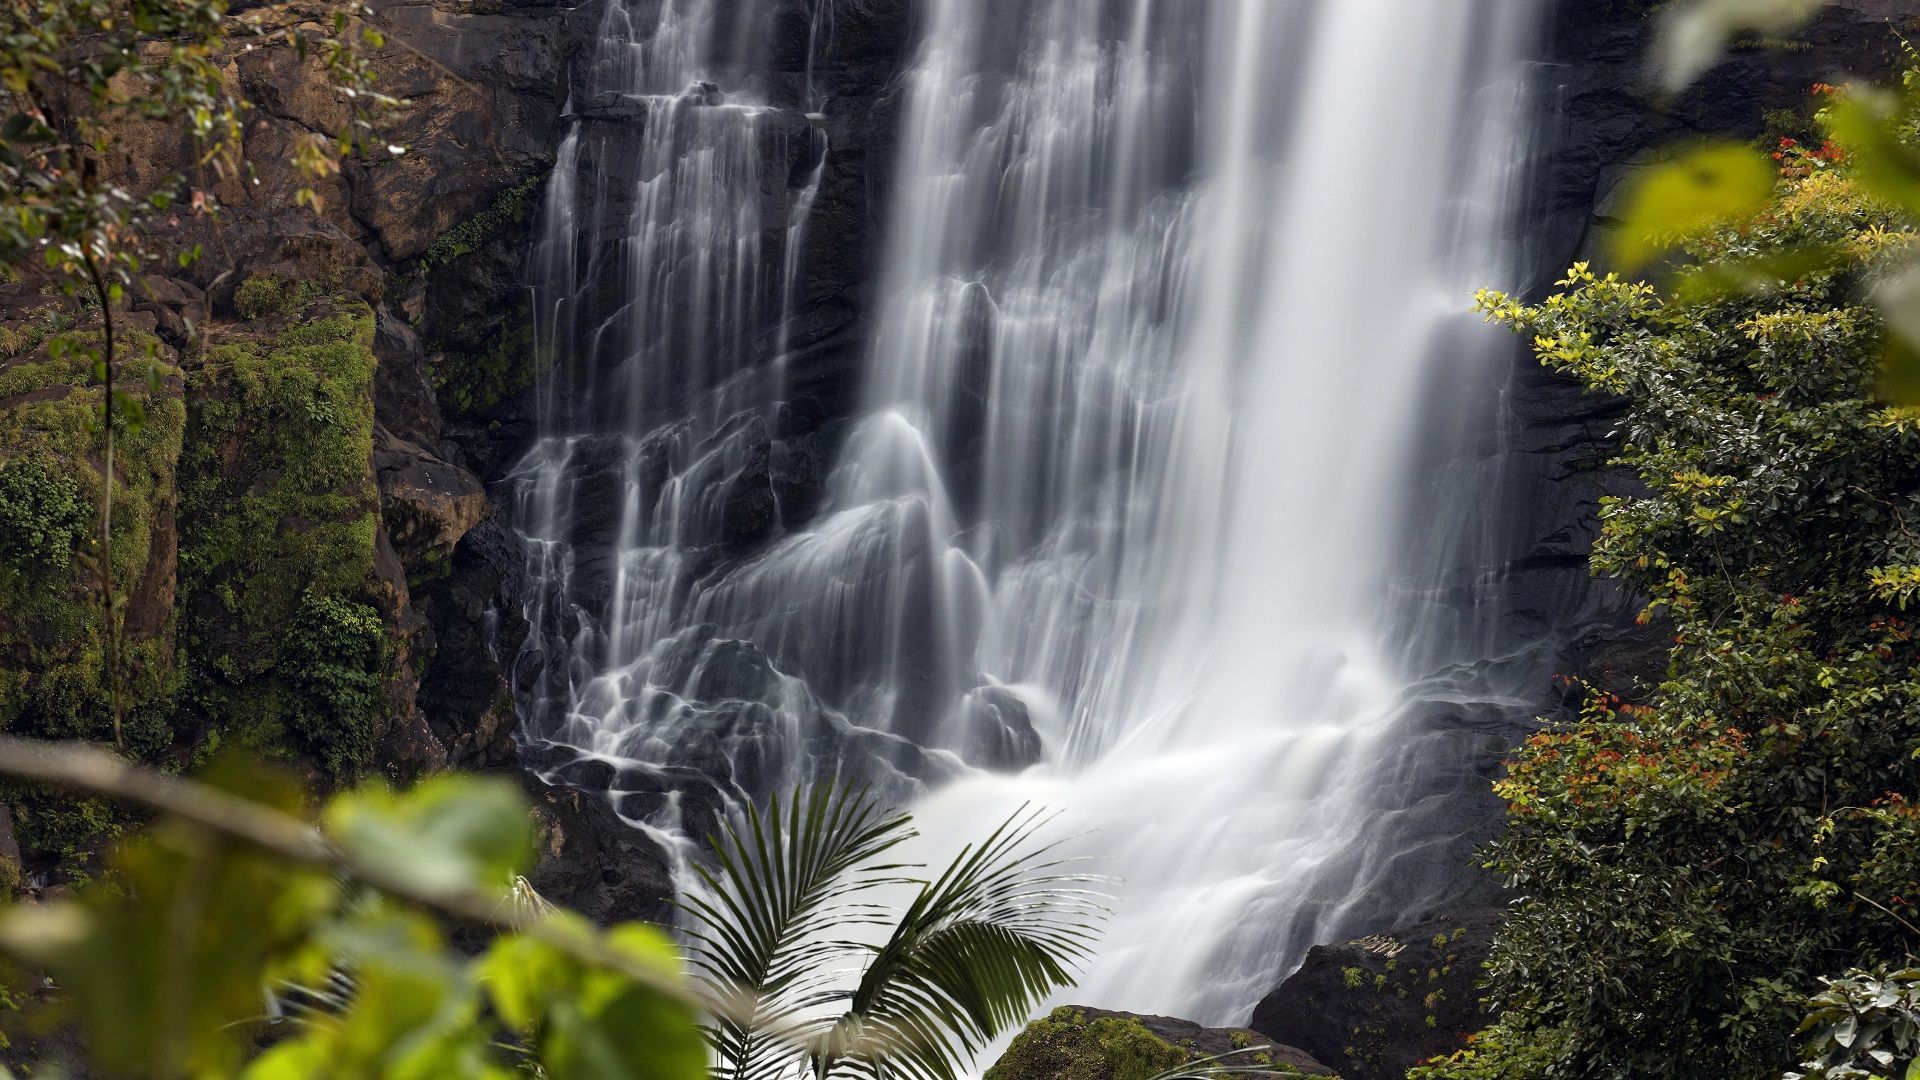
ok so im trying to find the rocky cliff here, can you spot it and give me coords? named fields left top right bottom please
left=0, top=0, right=593, bottom=885
left=0, top=0, right=927, bottom=912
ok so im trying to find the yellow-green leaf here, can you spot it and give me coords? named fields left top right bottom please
left=326, top=774, right=532, bottom=899
left=1612, top=142, right=1776, bottom=272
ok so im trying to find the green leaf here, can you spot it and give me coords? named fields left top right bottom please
left=677, top=785, right=916, bottom=1079
left=325, top=774, right=532, bottom=899
left=1655, top=0, right=1825, bottom=94
left=479, top=916, right=707, bottom=1080
left=0, top=763, right=337, bottom=1078
left=247, top=909, right=514, bottom=1080
left=1825, top=91, right=1920, bottom=216
left=1670, top=243, right=1848, bottom=306
left=1611, top=142, right=1776, bottom=272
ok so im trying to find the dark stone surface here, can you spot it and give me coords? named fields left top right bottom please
left=413, top=515, right=530, bottom=770
left=1249, top=908, right=1502, bottom=1080
left=526, top=777, right=675, bottom=927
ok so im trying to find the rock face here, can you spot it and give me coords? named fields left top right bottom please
left=526, top=779, right=676, bottom=927
left=987, top=1006, right=1333, bottom=1080
left=1248, top=909, right=1500, bottom=1080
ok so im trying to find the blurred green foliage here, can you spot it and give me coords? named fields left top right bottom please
left=0, top=762, right=1110, bottom=1080
left=0, top=760, right=705, bottom=1079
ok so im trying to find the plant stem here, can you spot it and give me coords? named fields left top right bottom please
left=81, top=250, right=124, bottom=752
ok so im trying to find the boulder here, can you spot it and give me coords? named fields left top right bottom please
left=987, top=1006, right=1332, bottom=1080
left=1248, top=908, right=1501, bottom=1080
left=526, top=778, right=675, bottom=927
left=374, top=427, right=490, bottom=569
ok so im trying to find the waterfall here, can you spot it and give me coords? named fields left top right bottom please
left=509, top=0, right=1542, bottom=1032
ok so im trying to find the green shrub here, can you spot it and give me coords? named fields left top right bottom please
left=1461, top=168, right=1920, bottom=1076
left=231, top=275, right=303, bottom=321
left=1410, top=1024, right=1576, bottom=1080
left=1783, top=968, right=1920, bottom=1079
left=0, top=455, right=88, bottom=572
left=280, top=591, right=384, bottom=779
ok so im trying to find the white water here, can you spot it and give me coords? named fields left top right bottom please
left=850, top=0, right=1541, bottom=1023
left=510, top=0, right=1542, bottom=1035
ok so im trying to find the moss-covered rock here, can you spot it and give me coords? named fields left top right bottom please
left=0, top=303, right=185, bottom=869
left=987, top=1007, right=1331, bottom=1080
left=988, top=1008, right=1187, bottom=1080
left=0, top=309, right=185, bottom=744
left=177, top=297, right=386, bottom=774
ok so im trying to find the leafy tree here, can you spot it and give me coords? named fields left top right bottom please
left=1428, top=47, right=1920, bottom=1080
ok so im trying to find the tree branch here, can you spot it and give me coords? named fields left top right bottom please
left=0, top=736, right=730, bottom=1018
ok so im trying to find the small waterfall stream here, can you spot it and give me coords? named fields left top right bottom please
left=508, top=0, right=1544, bottom=1029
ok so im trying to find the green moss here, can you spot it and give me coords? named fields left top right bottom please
left=429, top=307, right=543, bottom=419
left=177, top=299, right=385, bottom=765
left=231, top=275, right=308, bottom=321
left=986, top=1009, right=1313, bottom=1080
left=0, top=323, right=185, bottom=743
left=986, top=1009, right=1187, bottom=1080
left=417, top=172, right=543, bottom=273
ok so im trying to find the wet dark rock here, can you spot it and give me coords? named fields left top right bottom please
left=684, top=80, right=726, bottom=106
left=373, top=306, right=442, bottom=445
left=526, top=778, right=675, bottom=927
left=1249, top=908, right=1501, bottom=1080
left=413, top=516, right=528, bottom=770
left=953, top=684, right=1042, bottom=771
left=686, top=638, right=786, bottom=706
left=375, top=428, right=490, bottom=569
left=568, top=91, right=653, bottom=123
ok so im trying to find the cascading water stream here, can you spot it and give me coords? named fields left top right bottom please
left=509, top=0, right=1543, bottom=1036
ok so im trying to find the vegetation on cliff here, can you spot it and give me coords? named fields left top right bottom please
left=177, top=294, right=386, bottom=776
left=1423, top=32, right=1920, bottom=1080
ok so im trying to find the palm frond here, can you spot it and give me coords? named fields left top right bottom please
left=813, top=805, right=1110, bottom=1080
left=677, top=785, right=917, bottom=1080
